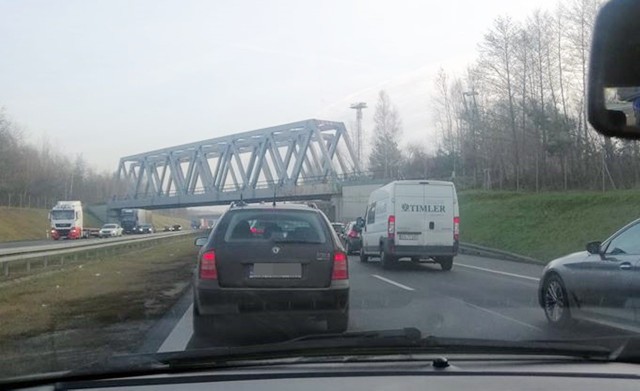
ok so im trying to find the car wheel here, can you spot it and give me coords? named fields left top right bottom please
left=437, top=256, right=454, bottom=271
left=192, top=304, right=216, bottom=338
left=380, top=249, right=396, bottom=269
left=359, top=248, right=369, bottom=263
left=327, top=310, right=349, bottom=333
left=543, top=274, right=572, bottom=327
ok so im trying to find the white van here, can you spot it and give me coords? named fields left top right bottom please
left=358, top=180, right=459, bottom=270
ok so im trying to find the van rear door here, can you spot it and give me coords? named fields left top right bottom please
left=395, top=182, right=454, bottom=247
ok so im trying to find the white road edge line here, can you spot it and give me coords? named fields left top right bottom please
left=456, top=263, right=540, bottom=282
left=371, top=274, right=415, bottom=291
left=157, top=304, right=194, bottom=353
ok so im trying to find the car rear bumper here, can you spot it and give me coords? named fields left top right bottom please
left=195, top=282, right=349, bottom=316
left=346, top=238, right=362, bottom=250
left=387, top=241, right=459, bottom=257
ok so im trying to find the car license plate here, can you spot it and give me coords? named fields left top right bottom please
left=399, top=233, right=419, bottom=240
left=250, top=263, right=302, bottom=278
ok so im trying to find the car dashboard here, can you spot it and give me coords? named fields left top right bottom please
left=13, top=355, right=639, bottom=391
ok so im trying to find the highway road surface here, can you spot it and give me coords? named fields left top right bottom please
left=151, top=253, right=630, bottom=353
left=0, top=231, right=188, bottom=254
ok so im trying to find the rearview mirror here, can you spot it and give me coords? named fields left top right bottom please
left=194, top=237, right=208, bottom=247
left=586, top=241, right=602, bottom=255
left=588, top=0, right=640, bottom=139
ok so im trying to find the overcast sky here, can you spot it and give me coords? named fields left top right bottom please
left=0, top=0, right=558, bottom=172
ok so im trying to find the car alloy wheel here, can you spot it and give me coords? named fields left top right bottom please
left=543, top=276, right=571, bottom=327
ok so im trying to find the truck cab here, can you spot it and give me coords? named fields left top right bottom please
left=49, top=201, right=84, bottom=240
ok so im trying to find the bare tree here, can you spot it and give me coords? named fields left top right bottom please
left=369, top=90, right=403, bottom=179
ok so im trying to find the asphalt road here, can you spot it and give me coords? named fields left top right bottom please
left=0, top=231, right=186, bottom=251
left=154, top=254, right=630, bottom=353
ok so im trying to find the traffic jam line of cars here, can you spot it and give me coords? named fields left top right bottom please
left=189, top=179, right=640, bottom=339
left=190, top=180, right=460, bottom=339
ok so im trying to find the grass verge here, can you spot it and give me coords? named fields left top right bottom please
left=0, top=233, right=199, bottom=378
left=459, top=190, right=640, bottom=262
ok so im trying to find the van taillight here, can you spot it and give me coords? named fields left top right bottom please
left=200, top=250, right=218, bottom=280
left=453, top=216, right=460, bottom=241
left=388, top=215, right=396, bottom=238
left=332, top=251, right=348, bottom=280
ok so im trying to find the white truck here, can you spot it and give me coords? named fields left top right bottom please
left=358, top=180, right=459, bottom=271
left=49, top=201, right=99, bottom=240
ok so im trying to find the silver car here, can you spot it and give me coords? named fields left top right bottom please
left=99, top=223, right=123, bottom=238
left=539, top=219, right=640, bottom=331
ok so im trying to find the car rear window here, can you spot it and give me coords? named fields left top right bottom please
left=222, top=210, right=327, bottom=244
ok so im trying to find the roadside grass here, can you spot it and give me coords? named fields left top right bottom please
left=0, top=206, right=192, bottom=242
left=459, top=190, right=640, bottom=262
left=0, top=207, right=50, bottom=242
left=0, top=234, right=199, bottom=377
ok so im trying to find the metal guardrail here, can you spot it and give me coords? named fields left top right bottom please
left=0, top=231, right=197, bottom=277
left=459, top=242, right=544, bottom=265
left=0, top=231, right=190, bottom=257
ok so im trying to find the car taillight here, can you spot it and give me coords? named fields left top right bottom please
left=200, top=250, right=218, bottom=280
left=332, top=251, right=348, bottom=280
left=348, top=230, right=359, bottom=238
left=453, top=216, right=460, bottom=241
left=388, top=215, right=395, bottom=238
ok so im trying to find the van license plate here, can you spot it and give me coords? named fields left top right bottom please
left=399, top=233, right=419, bottom=240
left=250, top=263, right=302, bottom=278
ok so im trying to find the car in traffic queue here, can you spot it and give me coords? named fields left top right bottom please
left=342, top=221, right=363, bottom=255
left=192, top=202, right=349, bottom=338
left=331, top=222, right=345, bottom=236
left=539, top=218, right=640, bottom=332
left=172, top=224, right=182, bottom=231
left=135, top=223, right=154, bottom=234
left=98, top=223, right=123, bottom=238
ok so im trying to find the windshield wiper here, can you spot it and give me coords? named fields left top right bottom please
left=148, top=328, right=612, bottom=370
left=10, top=328, right=617, bottom=388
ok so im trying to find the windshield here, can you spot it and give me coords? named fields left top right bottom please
left=2, top=0, right=638, bottom=383
left=50, top=210, right=75, bottom=220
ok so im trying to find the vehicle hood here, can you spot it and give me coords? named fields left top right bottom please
left=547, top=251, right=589, bottom=268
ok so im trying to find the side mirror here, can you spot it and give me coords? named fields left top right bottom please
left=194, top=237, right=208, bottom=247
left=586, top=241, right=602, bottom=255
left=588, top=0, right=640, bottom=139
left=356, top=217, right=365, bottom=228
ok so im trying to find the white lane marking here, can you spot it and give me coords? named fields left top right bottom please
left=456, top=263, right=540, bottom=282
left=157, top=304, right=194, bottom=353
left=371, top=274, right=415, bottom=291
left=459, top=299, right=543, bottom=332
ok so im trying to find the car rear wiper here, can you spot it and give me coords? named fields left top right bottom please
left=272, top=239, right=323, bottom=244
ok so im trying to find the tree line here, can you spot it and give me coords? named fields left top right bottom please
left=369, top=0, right=639, bottom=191
left=0, top=109, right=120, bottom=208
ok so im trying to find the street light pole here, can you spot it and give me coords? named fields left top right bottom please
left=350, top=102, right=367, bottom=164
